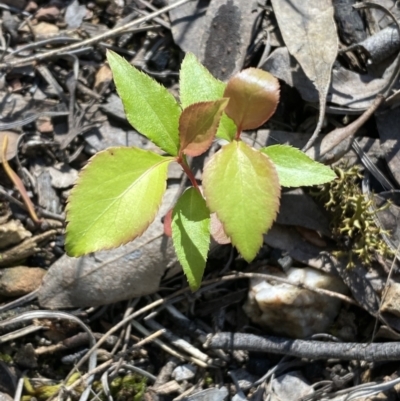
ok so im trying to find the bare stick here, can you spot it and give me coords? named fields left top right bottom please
left=205, top=332, right=400, bottom=362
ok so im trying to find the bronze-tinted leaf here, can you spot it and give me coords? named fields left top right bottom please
left=179, top=99, right=228, bottom=157
left=223, top=68, right=279, bottom=132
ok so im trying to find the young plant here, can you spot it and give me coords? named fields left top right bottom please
left=65, top=52, right=336, bottom=290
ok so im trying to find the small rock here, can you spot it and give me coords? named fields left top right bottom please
left=271, top=371, right=313, bottom=401
left=25, top=1, right=38, bottom=13
left=14, top=344, right=37, bottom=369
left=49, top=164, right=78, bottom=189
left=36, top=117, right=54, bottom=134
left=243, top=267, right=348, bottom=338
left=65, top=0, right=87, bottom=29
left=32, top=22, right=59, bottom=36
left=172, top=364, right=197, bottom=381
left=229, top=368, right=257, bottom=390
left=181, top=387, right=228, bottom=401
left=35, top=5, right=60, bottom=21
left=0, top=393, right=13, bottom=401
left=232, top=393, right=246, bottom=401
left=381, top=283, right=400, bottom=317
left=0, top=266, right=46, bottom=297
left=0, top=220, right=31, bottom=249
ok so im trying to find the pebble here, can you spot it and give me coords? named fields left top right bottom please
left=32, top=22, right=59, bottom=36
left=0, top=393, right=13, bottom=401
left=271, top=371, right=314, bottom=401
left=243, top=266, right=348, bottom=338
left=172, top=364, right=197, bottom=381
left=181, top=387, right=228, bottom=401
left=14, top=344, right=37, bottom=369
left=0, top=266, right=46, bottom=297
left=380, top=283, right=400, bottom=317
left=0, top=220, right=31, bottom=249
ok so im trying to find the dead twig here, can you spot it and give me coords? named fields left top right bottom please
left=205, top=332, right=400, bottom=362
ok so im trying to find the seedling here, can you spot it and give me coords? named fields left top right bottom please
left=65, top=52, right=336, bottom=290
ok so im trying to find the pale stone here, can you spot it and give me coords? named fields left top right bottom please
left=0, top=266, right=46, bottom=297
left=380, top=283, right=400, bottom=317
left=0, top=220, right=31, bottom=249
left=32, top=22, right=59, bottom=36
left=172, top=364, right=197, bottom=381
left=271, top=372, right=314, bottom=401
left=243, top=267, right=348, bottom=338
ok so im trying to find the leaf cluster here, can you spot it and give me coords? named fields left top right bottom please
left=65, top=52, right=336, bottom=290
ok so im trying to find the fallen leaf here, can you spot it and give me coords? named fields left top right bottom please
left=263, top=46, right=396, bottom=110
left=169, top=0, right=260, bottom=81
left=94, top=65, right=113, bottom=93
left=200, top=0, right=260, bottom=81
left=38, top=186, right=180, bottom=308
left=270, top=0, right=338, bottom=145
left=0, top=131, right=20, bottom=162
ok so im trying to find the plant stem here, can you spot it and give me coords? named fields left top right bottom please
left=235, top=126, right=242, bottom=140
left=177, top=156, right=199, bottom=191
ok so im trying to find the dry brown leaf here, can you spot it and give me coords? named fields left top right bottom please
left=38, top=186, right=180, bottom=308
left=263, top=47, right=396, bottom=110
left=169, top=0, right=259, bottom=81
left=0, top=131, right=20, bottom=162
left=270, top=0, right=338, bottom=148
left=94, top=65, right=113, bottom=93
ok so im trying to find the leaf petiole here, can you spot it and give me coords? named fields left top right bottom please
left=177, top=155, right=200, bottom=191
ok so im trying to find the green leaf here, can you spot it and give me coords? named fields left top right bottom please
left=172, top=187, right=211, bottom=291
left=203, top=141, right=280, bottom=262
left=179, top=99, right=228, bottom=157
left=66, top=147, right=172, bottom=256
left=217, top=114, right=238, bottom=142
left=261, top=145, right=337, bottom=187
left=224, top=68, right=280, bottom=131
left=180, top=52, right=237, bottom=141
left=107, top=50, right=181, bottom=156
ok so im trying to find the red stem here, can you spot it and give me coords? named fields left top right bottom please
left=235, top=125, right=243, bottom=140
left=177, top=156, right=200, bottom=191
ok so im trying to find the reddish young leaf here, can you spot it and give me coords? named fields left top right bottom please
left=210, top=213, right=231, bottom=245
left=163, top=208, right=173, bottom=237
left=179, top=99, right=228, bottom=157
left=223, top=68, right=280, bottom=131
